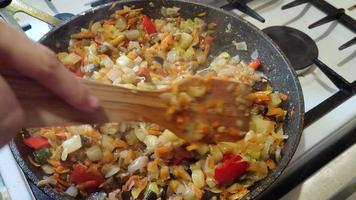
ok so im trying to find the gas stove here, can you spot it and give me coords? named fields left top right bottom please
left=0, top=0, right=355, bottom=199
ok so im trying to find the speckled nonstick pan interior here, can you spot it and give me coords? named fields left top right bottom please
left=9, top=0, right=304, bottom=199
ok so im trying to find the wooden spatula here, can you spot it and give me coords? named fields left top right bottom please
left=3, top=70, right=252, bottom=143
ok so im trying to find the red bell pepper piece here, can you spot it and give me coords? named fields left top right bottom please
left=71, top=164, right=104, bottom=193
left=23, top=136, right=49, bottom=149
left=142, top=15, right=157, bottom=34
left=214, top=154, right=249, bottom=185
left=249, top=58, right=261, bottom=70
left=74, top=70, right=85, bottom=77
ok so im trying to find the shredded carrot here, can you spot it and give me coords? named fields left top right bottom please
left=47, top=159, right=60, bottom=167
left=159, top=166, right=169, bottom=181
left=127, top=17, right=137, bottom=29
left=115, top=7, right=130, bottom=16
left=266, top=159, right=276, bottom=170
left=123, top=175, right=140, bottom=191
left=248, top=91, right=272, bottom=104
left=155, top=146, right=174, bottom=159
left=55, top=176, right=69, bottom=187
left=115, top=139, right=129, bottom=148
left=55, top=165, right=70, bottom=174
left=160, top=33, right=173, bottom=51
left=267, top=107, right=285, bottom=117
left=192, top=183, right=203, bottom=199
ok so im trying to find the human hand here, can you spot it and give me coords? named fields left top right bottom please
left=0, top=21, right=99, bottom=147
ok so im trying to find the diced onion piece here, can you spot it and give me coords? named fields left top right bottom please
left=115, top=17, right=127, bottom=31
left=209, top=145, right=223, bottom=162
left=41, top=164, right=54, bottom=175
left=250, top=115, right=275, bottom=134
left=61, top=53, right=82, bottom=66
left=231, top=55, right=241, bottom=63
left=101, top=135, right=116, bottom=152
left=234, top=41, right=247, bottom=51
left=128, top=156, right=148, bottom=174
left=144, top=135, right=158, bottom=152
left=100, top=55, right=114, bottom=68
left=100, top=123, right=120, bottom=135
left=107, top=68, right=122, bottom=81
left=91, top=21, right=102, bottom=34
left=105, top=165, right=120, bottom=178
left=85, top=145, right=103, bottom=162
left=125, top=29, right=140, bottom=40
left=217, top=66, right=236, bottom=76
left=251, top=49, right=259, bottom=60
left=65, top=185, right=78, bottom=197
left=179, top=33, right=193, bottom=50
left=270, top=93, right=282, bottom=107
left=161, top=7, right=180, bottom=17
left=192, top=169, right=205, bottom=188
left=61, top=135, right=82, bottom=161
left=196, top=49, right=207, bottom=64
left=116, top=55, right=133, bottom=68
left=37, top=176, right=57, bottom=187
left=217, top=142, right=240, bottom=155
left=158, top=129, right=179, bottom=144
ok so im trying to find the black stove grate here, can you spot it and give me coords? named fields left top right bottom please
left=26, top=1, right=356, bottom=200
left=282, top=0, right=356, bottom=50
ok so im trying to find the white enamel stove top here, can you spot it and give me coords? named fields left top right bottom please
left=0, top=0, right=355, bottom=199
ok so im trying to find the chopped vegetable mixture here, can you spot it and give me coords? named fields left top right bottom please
left=23, top=6, right=288, bottom=200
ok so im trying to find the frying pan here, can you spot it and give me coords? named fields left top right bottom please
left=5, top=0, right=304, bottom=199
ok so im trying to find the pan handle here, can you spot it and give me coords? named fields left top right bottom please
left=3, top=0, right=62, bottom=27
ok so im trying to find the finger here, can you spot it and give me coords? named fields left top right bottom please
left=1, top=23, right=99, bottom=113
left=15, top=43, right=99, bottom=113
left=0, top=75, right=24, bottom=147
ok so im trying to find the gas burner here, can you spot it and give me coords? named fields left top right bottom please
left=263, top=26, right=353, bottom=94
left=262, top=26, right=316, bottom=74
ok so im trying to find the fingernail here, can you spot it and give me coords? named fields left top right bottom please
left=87, top=94, right=100, bottom=111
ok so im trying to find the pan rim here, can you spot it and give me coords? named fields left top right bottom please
left=11, top=0, right=304, bottom=199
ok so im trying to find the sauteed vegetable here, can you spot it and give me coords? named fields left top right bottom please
left=23, top=6, right=288, bottom=199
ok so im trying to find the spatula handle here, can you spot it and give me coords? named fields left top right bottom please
left=2, top=70, right=166, bottom=128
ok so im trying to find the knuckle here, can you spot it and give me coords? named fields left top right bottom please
left=69, top=86, right=89, bottom=106
left=32, top=46, right=60, bottom=78
left=0, top=106, right=24, bottom=132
